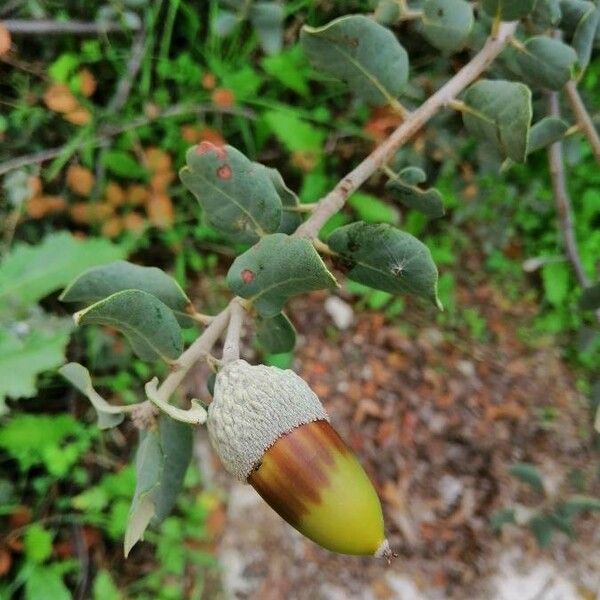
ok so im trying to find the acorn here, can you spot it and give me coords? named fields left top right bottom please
left=207, top=359, right=390, bottom=557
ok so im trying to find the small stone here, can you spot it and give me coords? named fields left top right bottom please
left=324, top=296, right=354, bottom=330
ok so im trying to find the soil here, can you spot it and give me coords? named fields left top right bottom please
left=201, top=283, right=600, bottom=599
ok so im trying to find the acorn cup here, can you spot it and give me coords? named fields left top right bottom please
left=207, top=359, right=390, bottom=557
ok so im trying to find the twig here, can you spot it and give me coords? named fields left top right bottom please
left=107, top=26, right=146, bottom=113
left=294, top=22, right=518, bottom=239
left=564, top=80, right=600, bottom=165
left=0, top=104, right=256, bottom=177
left=547, top=92, right=600, bottom=323
left=154, top=304, right=231, bottom=403
left=222, top=299, right=245, bottom=363
left=547, top=92, right=590, bottom=288
left=2, top=19, right=141, bottom=35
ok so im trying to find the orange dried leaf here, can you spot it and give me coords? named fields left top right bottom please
left=66, top=165, right=95, bottom=196
left=147, top=193, right=174, bottom=228
left=40, top=195, right=66, bottom=214
left=43, top=84, right=78, bottom=113
left=126, top=184, right=149, bottom=205
left=0, top=547, right=11, bottom=577
left=77, top=68, right=97, bottom=98
left=28, top=176, right=42, bottom=198
left=26, top=197, right=48, bottom=219
left=144, top=147, right=172, bottom=173
left=105, top=181, right=125, bottom=206
left=0, top=25, right=11, bottom=57
left=150, top=170, right=175, bottom=192
left=123, top=211, right=147, bottom=233
left=64, top=107, right=92, bottom=126
left=211, top=88, right=235, bottom=108
left=101, top=216, right=124, bottom=238
left=199, top=127, right=225, bottom=146
left=181, top=125, right=200, bottom=143
left=202, top=72, right=217, bottom=90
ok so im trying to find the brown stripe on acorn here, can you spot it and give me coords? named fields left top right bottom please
left=207, top=359, right=391, bottom=557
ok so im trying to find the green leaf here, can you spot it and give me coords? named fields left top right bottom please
left=0, top=232, right=125, bottom=305
left=59, top=362, right=125, bottom=429
left=256, top=312, right=296, bottom=353
left=258, top=166, right=303, bottom=234
left=509, top=37, right=577, bottom=90
left=508, top=462, right=545, bottom=493
left=103, top=150, right=148, bottom=179
left=124, top=415, right=192, bottom=556
left=180, top=143, right=282, bottom=243
left=300, top=15, right=409, bottom=106
left=93, top=570, right=122, bottom=600
left=528, top=117, right=569, bottom=153
left=74, top=290, right=183, bottom=363
left=490, top=508, right=516, bottom=531
left=570, top=0, right=600, bottom=71
left=560, top=495, right=600, bottom=517
left=347, top=191, right=399, bottom=224
left=0, top=319, right=72, bottom=413
left=24, top=524, right=53, bottom=563
left=250, top=2, right=284, bottom=55
left=25, top=565, right=70, bottom=600
left=461, top=79, right=532, bottom=163
left=528, top=514, right=555, bottom=547
left=374, top=0, right=401, bottom=24
left=261, top=46, right=310, bottom=96
left=542, top=262, right=570, bottom=307
left=60, top=260, right=194, bottom=327
left=227, top=233, right=337, bottom=318
left=481, top=0, right=536, bottom=20
left=531, top=0, right=562, bottom=27
left=263, top=110, right=326, bottom=153
left=421, top=0, right=474, bottom=53
left=386, top=167, right=445, bottom=218
left=580, top=281, right=600, bottom=310
left=327, top=222, right=441, bottom=308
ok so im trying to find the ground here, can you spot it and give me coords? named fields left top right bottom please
left=194, top=283, right=600, bottom=599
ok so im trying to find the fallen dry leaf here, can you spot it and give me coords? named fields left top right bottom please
left=76, top=68, right=97, bottom=98
left=43, top=84, right=78, bottom=113
left=66, top=165, right=95, bottom=196
left=147, top=193, right=174, bottom=228
left=211, top=88, right=235, bottom=108
left=64, top=107, right=92, bottom=126
left=0, top=25, right=11, bottom=57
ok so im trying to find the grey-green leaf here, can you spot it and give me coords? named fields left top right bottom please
left=481, top=0, right=536, bottom=20
left=528, top=117, right=569, bottom=152
left=462, top=79, right=532, bottom=163
left=59, top=362, right=124, bottom=429
left=327, top=222, right=441, bottom=308
left=60, top=260, right=194, bottom=327
left=510, top=37, right=577, bottom=90
left=300, top=15, right=409, bottom=106
left=227, top=233, right=337, bottom=318
left=580, top=281, right=600, bottom=310
left=180, top=143, right=282, bottom=243
left=256, top=312, right=296, bottom=353
left=422, top=0, right=474, bottom=54
left=560, top=495, right=600, bottom=517
left=250, top=2, right=284, bottom=55
left=386, top=167, right=445, bottom=218
left=508, top=462, right=545, bottom=493
left=258, top=166, right=303, bottom=234
left=0, top=232, right=125, bottom=305
left=74, top=290, right=183, bottom=363
left=531, top=0, right=562, bottom=27
left=124, top=415, right=192, bottom=557
left=561, top=0, right=600, bottom=70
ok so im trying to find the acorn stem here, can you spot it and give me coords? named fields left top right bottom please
left=222, top=299, right=245, bottom=363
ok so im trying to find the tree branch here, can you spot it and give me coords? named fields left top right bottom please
left=294, top=21, right=518, bottom=239
left=564, top=80, right=600, bottom=165
left=547, top=92, right=600, bottom=323
left=2, top=19, right=141, bottom=35
left=154, top=305, right=232, bottom=403
left=0, top=104, right=255, bottom=177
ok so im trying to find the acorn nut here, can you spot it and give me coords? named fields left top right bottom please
left=207, top=359, right=390, bottom=557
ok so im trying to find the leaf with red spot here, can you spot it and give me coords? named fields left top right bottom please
left=179, top=143, right=282, bottom=242
left=227, top=233, right=337, bottom=317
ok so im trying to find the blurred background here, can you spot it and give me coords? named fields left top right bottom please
left=0, top=1, right=599, bottom=598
